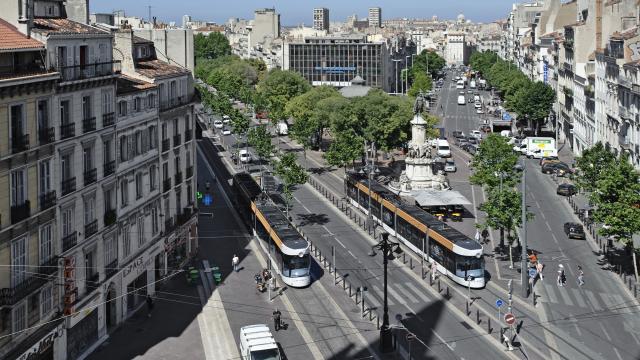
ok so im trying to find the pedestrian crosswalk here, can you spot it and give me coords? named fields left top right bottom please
left=537, top=282, right=628, bottom=311
left=367, top=282, right=436, bottom=309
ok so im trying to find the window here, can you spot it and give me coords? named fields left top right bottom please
left=149, top=165, right=157, bottom=191
left=104, top=138, right=113, bottom=163
left=37, top=99, right=49, bottom=131
left=151, top=206, right=158, bottom=235
left=173, top=118, right=179, bottom=135
left=104, top=236, right=117, bottom=265
left=61, top=152, right=73, bottom=182
left=40, top=286, right=53, bottom=317
left=122, top=225, right=131, bottom=258
left=147, top=93, right=155, bottom=108
left=104, top=187, right=114, bottom=212
left=84, top=196, right=95, bottom=224
left=62, top=207, right=74, bottom=237
left=187, top=181, right=193, bottom=205
left=102, top=90, right=113, bottom=114
left=163, top=162, right=169, bottom=183
left=135, top=172, right=143, bottom=199
left=176, top=189, right=182, bottom=213
left=118, top=101, right=127, bottom=117
left=83, top=146, right=94, bottom=172
left=186, top=151, right=191, bottom=169
left=148, top=126, right=157, bottom=149
left=175, top=156, right=181, bottom=174
left=39, top=224, right=53, bottom=264
left=134, top=97, right=142, bottom=112
left=170, top=80, right=177, bottom=101
left=135, top=131, right=142, bottom=155
left=137, top=217, right=145, bottom=246
left=11, top=169, right=27, bottom=206
left=85, top=250, right=95, bottom=280
left=120, top=179, right=128, bottom=206
left=10, top=104, right=25, bottom=144
left=82, top=95, right=92, bottom=119
left=11, top=238, right=27, bottom=287
left=12, top=302, right=26, bottom=333
left=60, top=100, right=71, bottom=125
left=39, top=159, right=52, bottom=195
left=162, top=123, right=168, bottom=140
left=119, top=135, right=128, bottom=162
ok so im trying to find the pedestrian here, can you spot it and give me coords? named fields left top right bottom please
left=481, top=229, right=489, bottom=243
left=232, top=254, right=239, bottom=272
left=205, top=181, right=210, bottom=192
left=536, top=262, right=544, bottom=281
left=146, top=294, right=154, bottom=318
left=557, top=264, right=565, bottom=287
left=431, top=261, right=438, bottom=281
left=577, top=265, right=585, bottom=286
left=273, top=308, right=282, bottom=331
left=474, top=229, right=481, bottom=243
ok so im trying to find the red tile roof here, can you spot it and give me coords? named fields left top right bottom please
left=135, top=60, right=189, bottom=79
left=0, top=19, right=44, bottom=51
left=116, top=75, right=157, bottom=95
left=33, top=18, right=107, bottom=35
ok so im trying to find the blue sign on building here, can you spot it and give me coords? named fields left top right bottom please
left=543, top=62, right=549, bottom=84
left=203, top=194, right=213, bottom=206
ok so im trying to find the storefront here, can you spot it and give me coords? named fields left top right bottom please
left=164, top=232, right=188, bottom=271
left=121, top=245, right=162, bottom=317
left=66, top=309, right=98, bottom=360
left=9, top=322, right=65, bottom=360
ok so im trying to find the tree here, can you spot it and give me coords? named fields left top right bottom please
left=194, top=32, right=231, bottom=60
left=470, top=134, right=520, bottom=189
left=511, top=81, right=555, bottom=135
left=575, top=142, right=616, bottom=192
left=408, top=72, right=432, bottom=98
left=247, top=125, right=274, bottom=164
left=411, top=49, right=445, bottom=79
left=274, top=152, right=308, bottom=217
left=257, top=69, right=311, bottom=123
left=324, top=129, right=364, bottom=169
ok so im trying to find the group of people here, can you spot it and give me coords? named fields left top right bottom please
left=556, top=264, right=585, bottom=287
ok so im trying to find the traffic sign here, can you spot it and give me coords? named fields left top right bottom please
left=528, top=268, right=537, bottom=279
left=496, top=299, right=504, bottom=308
left=504, top=313, right=516, bottom=325
left=203, top=194, right=213, bottom=206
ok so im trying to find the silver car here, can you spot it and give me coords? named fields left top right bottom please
left=444, top=160, right=457, bottom=172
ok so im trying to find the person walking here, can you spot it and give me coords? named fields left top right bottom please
left=536, top=262, right=544, bottom=282
left=481, top=229, right=489, bottom=244
left=577, top=265, right=585, bottom=286
left=474, top=229, right=481, bottom=243
left=232, top=254, right=239, bottom=272
left=431, top=261, right=438, bottom=282
left=273, top=309, right=282, bottom=331
left=146, top=294, right=154, bottom=318
left=205, top=181, right=211, bottom=192
left=557, top=264, right=565, bottom=287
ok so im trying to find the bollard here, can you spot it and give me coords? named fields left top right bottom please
left=488, top=318, right=492, bottom=334
left=533, top=291, right=536, bottom=306
left=355, top=290, right=359, bottom=304
left=403, top=253, right=406, bottom=264
left=446, top=287, right=449, bottom=299
left=362, top=298, right=365, bottom=318
left=438, top=279, right=441, bottom=292
left=349, top=282, right=352, bottom=296
left=466, top=301, right=469, bottom=316
left=410, top=258, right=413, bottom=270
left=477, top=309, right=480, bottom=324
left=377, top=316, right=380, bottom=330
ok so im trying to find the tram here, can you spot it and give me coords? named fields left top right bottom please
left=232, top=173, right=311, bottom=287
left=345, top=172, right=485, bottom=288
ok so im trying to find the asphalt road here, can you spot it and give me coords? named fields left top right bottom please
left=437, top=72, right=640, bottom=360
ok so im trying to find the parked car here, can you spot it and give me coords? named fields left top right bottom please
left=222, top=115, right=231, bottom=124
left=239, top=149, right=252, bottom=163
left=470, top=130, right=482, bottom=139
left=476, top=109, right=484, bottom=114
left=540, top=157, right=560, bottom=166
left=222, top=127, right=232, bottom=135
left=556, top=183, right=577, bottom=196
left=452, top=131, right=465, bottom=139
left=444, top=160, right=457, bottom=172
left=213, top=119, right=224, bottom=129
left=564, top=222, right=586, bottom=239
left=542, top=162, right=571, bottom=175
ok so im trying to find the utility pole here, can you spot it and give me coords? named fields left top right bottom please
left=369, top=231, right=399, bottom=353
left=520, top=161, right=528, bottom=297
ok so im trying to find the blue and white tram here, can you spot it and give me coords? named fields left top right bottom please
left=345, top=172, right=485, bottom=288
left=232, top=173, right=311, bottom=288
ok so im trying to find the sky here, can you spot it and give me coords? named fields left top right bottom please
left=91, top=0, right=516, bottom=26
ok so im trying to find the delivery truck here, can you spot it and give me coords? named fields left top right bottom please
left=524, top=137, right=557, bottom=159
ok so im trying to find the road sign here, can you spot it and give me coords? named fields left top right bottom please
left=496, top=299, right=504, bottom=308
left=203, top=194, right=213, bottom=206
left=196, top=191, right=203, bottom=200
left=528, top=268, right=537, bottom=279
left=504, top=313, right=516, bottom=325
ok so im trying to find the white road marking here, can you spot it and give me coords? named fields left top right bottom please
left=571, top=288, right=587, bottom=308
left=404, top=282, right=432, bottom=303
left=394, top=283, right=419, bottom=303
left=558, top=286, right=574, bottom=306
left=348, top=250, right=357, bottom=259
left=543, top=283, right=559, bottom=303
left=372, top=285, right=394, bottom=305
left=585, top=290, right=603, bottom=311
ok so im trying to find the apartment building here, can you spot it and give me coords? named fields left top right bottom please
left=313, top=8, right=329, bottom=32
left=0, top=1, right=197, bottom=359
left=368, top=7, right=382, bottom=28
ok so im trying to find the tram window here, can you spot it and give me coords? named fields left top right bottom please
left=381, top=206, right=394, bottom=227
left=455, top=255, right=484, bottom=278
left=358, top=189, right=368, bottom=208
left=397, top=217, right=411, bottom=240
left=371, top=197, right=381, bottom=219
left=282, top=254, right=310, bottom=277
left=430, top=241, right=455, bottom=272
left=347, top=182, right=358, bottom=200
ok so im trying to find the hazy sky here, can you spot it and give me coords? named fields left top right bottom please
left=92, top=0, right=515, bottom=26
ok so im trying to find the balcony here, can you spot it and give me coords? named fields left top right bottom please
left=173, top=134, right=181, bottom=148
left=164, top=217, right=176, bottom=234
left=186, top=166, right=194, bottom=179
left=58, top=60, right=121, bottom=82
left=0, top=276, right=48, bottom=306
left=38, top=257, right=59, bottom=276
left=185, top=130, right=193, bottom=142
left=82, top=117, right=96, bottom=133
left=11, top=201, right=31, bottom=225
left=60, top=122, right=75, bottom=140
left=104, top=209, right=116, bottom=227
left=39, top=191, right=56, bottom=211
left=102, top=112, right=115, bottom=127
left=61, top=177, right=76, bottom=196
left=39, top=127, right=55, bottom=145
left=175, top=172, right=183, bottom=186
left=178, top=206, right=194, bottom=225
left=84, top=219, right=98, bottom=238
left=103, top=160, right=115, bottom=177
left=83, top=168, right=97, bottom=186
left=104, top=258, right=118, bottom=279
left=163, top=178, right=172, bottom=193
left=11, top=134, right=30, bottom=154
left=85, top=272, right=99, bottom=293
left=162, top=138, right=170, bottom=153
left=160, top=95, right=188, bottom=112
left=62, top=231, right=78, bottom=252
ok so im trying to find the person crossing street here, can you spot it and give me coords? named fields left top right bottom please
left=577, top=265, right=585, bottom=286
left=232, top=254, right=239, bottom=272
left=273, top=309, right=282, bottom=331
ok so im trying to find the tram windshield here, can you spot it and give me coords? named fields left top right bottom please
left=282, top=254, right=310, bottom=277
left=455, top=255, right=485, bottom=279
left=251, top=349, right=281, bottom=360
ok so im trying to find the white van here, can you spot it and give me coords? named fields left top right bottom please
left=457, top=95, right=465, bottom=105
left=456, top=80, right=465, bottom=89
left=276, top=122, right=288, bottom=136
left=436, top=139, right=451, bottom=158
left=239, top=324, right=282, bottom=360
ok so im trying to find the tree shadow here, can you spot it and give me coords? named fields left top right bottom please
left=296, top=213, right=330, bottom=227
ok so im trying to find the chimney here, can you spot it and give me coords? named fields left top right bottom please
left=65, top=0, right=90, bottom=24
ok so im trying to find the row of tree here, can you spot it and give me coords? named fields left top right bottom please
left=574, top=143, right=640, bottom=278
left=406, top=50, right=446, bottom=97
left=469, top=51, right=555, bottom=135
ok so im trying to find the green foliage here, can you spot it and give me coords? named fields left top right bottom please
left=195, top=55, right=262, bottom=102
left=408, top=72, right=432, bottom=98
left=324, top=129, right=364, bottom=168
left=574, top=142, right=616, bottom=192
left=412, top=50, right=445, bottom=79
left=511, top=81, right=555, bottom=134
left=470, top=134, right=520, bottom=189
left=286, top=86, right=339, bottom=150
left=274, top=152, right=308, bottom=215
left=194, top=32, right=231, bottom=60
left=230, top=111, right=250, bottom=136
left=479, top=187, right=527, bottom=236
left=257, top=69, right=311, bottom=123
left=469, top=51, right=498, bottom=76
left=247, top=125, right=274, bottom=162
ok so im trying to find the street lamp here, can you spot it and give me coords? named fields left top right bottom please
left=519, top=159, right=528, bottom=297
left=494, top=171, right=508, bottom=250
left=392, top=59, right=403, bottom=95
left=405, top=55, right=411, bottom=95
left=359, top=141, right=379, bottom=232
left=368, top=230, right=402, bottom=353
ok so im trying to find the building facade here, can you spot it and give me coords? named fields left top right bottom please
left=445, top=32, right=469, bottom=65
left=368, top=7, right=382, bottom=28
left=313, top=8, right=329, bottom=32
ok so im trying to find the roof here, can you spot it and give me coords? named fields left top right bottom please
left=0, top=19, right=44, bottom=51
left=116, top=75, right=156, bottom=95
left=133, top=35, right=153, bottom=44
left=339, top=80, right=372, bottom=98
left=135, top=59, right=190, bottom=79
left=610, top=27, right=638, bottom=40
left=33, top=18, right=108, bottom=36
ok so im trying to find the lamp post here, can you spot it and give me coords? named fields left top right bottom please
left=360, top=141, right=378, bottom=232
left=369, top=230, right=401, bottom=353
left=405, top=55, right=411, bottom=95
left=392, top=59, right=402, bottom=95
left=520, top=159, right=528, bottom=297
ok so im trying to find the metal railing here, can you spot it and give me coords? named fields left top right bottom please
left=58, top=60, right=121, bottom=82
left=186, top=166, right=194, bottom=179
left=104, top=209, right=117, bottom=227
left=38, top=257, right=59, bottom=276
left=163, top=178, right=172, bottom=192
left=173, top=134, right=181, bottom=148
left=60, top=122, right=75, bottom=139
left=185, top=130, right=193, bottom=142
left=102, top=112, right=115, bottom=127
left=85, top=272, right=100, bottom=293
left=11, top=134, right=29, bottom=154
left=175, top=172, right=183, bottom=185
left=84, top=168, right=97, bottom=186
left=11, top=201, right=30, bottom=224
left=0, top=276, right=48, bottom=306
left=164, top=217, right=176, bottom=234
left=162, top=138, right=170, bottom=153
left=104, top=259, right=118, bottom=279
left=39, top=191, right=56, bottom=211
left=103, top=160, right=115, bottom=177
left=84, top=219, right=98, bottom=238
left=160, top=95, right=187, bottom=112
left=82, top=116, right=96, bottom=133
left=61, top=177, right=76, bottom=196
left=62, top=231, right=78, bottom=252
left=38, top=127, right=55, bottom=145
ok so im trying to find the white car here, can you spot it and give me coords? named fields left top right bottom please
left=239, top=149, right=251, bottom=163
left=213, top=120, right=223, bottom=129
left=476, top=109, right=484, bottom=114
left=444, top=160, right=457, bottom=172
left=470, top=130, right=482, bottom=139
left=222, top=115, right=231, bottom=124
left=222, top=127, right=232, bottom=135
left=474, top=102, right=482, bottom=109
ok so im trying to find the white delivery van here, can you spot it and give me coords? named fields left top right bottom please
left=239, top=324, right=282, bottom=360
left=436, top=139, right=451, bottom=158
left=276, top=122, right=288, bottom=136
left=470, top=80, right=476, bottom=89
left=524, top=137, right=557, bottom=159
left=456, top=80, right=465, bottom=89
left=457, top=95, right=466, bottom=105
